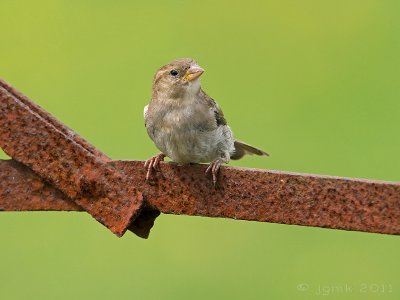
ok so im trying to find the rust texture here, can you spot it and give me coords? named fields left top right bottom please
left=0, top=79, right=143, bottom=236
left=1, top=159, right=400, bottom=236
left=1, top=79, right=400, bottom=238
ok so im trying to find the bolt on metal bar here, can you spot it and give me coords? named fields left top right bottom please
left=1, top=79, right=399, bottom=239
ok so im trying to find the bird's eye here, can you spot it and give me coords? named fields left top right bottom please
left=170, top=69, right=179, bottom=76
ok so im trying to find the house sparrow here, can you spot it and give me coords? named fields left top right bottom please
left=144, top=58, right=268, bottom=185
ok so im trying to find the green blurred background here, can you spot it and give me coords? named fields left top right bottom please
left=1, top=1, right=399, bottom=299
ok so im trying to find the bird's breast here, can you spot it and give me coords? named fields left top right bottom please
left=150, top=104, right=219, bottom=164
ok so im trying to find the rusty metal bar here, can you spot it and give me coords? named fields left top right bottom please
left=0, top=79, right=143, bottom=236
left=1, top=159, right=400, bottom=236
left=1, top=79, right=399, bottom=238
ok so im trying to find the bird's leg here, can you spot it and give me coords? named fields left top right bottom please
left=144, top=153, right=165, bottom=180
left=205, top=159, right=223, bottom=187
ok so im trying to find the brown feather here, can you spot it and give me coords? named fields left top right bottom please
left=231, top=141, right=269, bottom=160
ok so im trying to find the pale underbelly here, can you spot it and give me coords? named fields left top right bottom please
left=155, top=126, right=233, bottom=164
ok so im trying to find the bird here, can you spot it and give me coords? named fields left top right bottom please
left=144, top=58, right=268, bottom=185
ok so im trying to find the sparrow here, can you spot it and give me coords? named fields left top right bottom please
left=144, top=58, right=268, bottom=185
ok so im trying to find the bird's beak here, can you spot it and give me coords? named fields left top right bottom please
left=184, top=64, right=204, bottom=81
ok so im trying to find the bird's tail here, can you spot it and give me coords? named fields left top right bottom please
left=230, top=140, right=269, bottom=160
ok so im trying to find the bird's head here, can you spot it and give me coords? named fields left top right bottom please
left=152, top=58, right=204, bottom=99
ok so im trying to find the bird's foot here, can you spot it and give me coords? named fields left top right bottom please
left=205, top=159, right=223, bottom=187
left=144, top=153, right=165, bottom=181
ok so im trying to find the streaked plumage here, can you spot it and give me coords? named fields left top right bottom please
left=144, top=58, right=268, bottom=184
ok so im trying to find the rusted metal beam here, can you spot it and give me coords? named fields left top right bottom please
left=1, top=159, right=400, bottom=236
left=0, top=79, right=143, bottom=236
left=1, top=79, right=399, bottom=238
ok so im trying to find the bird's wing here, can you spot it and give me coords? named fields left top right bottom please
left=143, top=103, right=157, bottom=142
left=143, top=104, right=149, bottom=120
left=144, top=104, right=151, bottom=129
left=200, top=89, right=227, bottom=126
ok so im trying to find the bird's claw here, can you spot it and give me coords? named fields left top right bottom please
left=145, top=153, right=165, bottom=181
left=205, top=159, right=222, bottom=187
